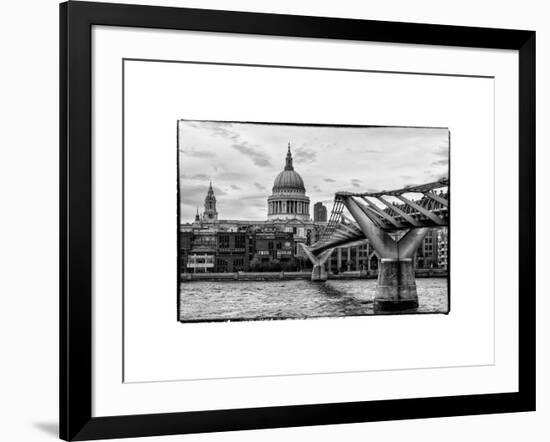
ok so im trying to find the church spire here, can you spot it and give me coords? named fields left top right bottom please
left=203, top=181, right=218, bottom=222
left=285, top=142, right=294, bottom=171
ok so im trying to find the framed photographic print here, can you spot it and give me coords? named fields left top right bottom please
left=60, top=1, right=535, bottom=440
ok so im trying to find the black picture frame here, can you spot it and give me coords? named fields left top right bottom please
left=60, top=1, right=536, bottom=440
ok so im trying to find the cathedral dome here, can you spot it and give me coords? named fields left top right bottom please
left=272, top=170, right=305, bottom=193
left=272, top=144, right=306, bottom=193
left=267, top=143, right=310, bottom=221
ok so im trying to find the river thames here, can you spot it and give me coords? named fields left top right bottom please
left=179, top=277, right=448, bottom=322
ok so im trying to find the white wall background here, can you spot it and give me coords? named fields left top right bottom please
left=0, top=0, right=547, bottom=441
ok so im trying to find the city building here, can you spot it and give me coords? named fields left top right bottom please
left=327, top=243, right=378, bottom=274
left=185, top=229, right=217, bottom=273
left=250, top=231, right=295, bottom=271
left=179, top=144, right=318, bottom=273
left=267, top=143, right=310, bottom=221
left=180, top=144, right=449, bottom=275
left=216, top=232, right=249, bottom=272
left=437, top=228, right=449, bottom=269
left=325, top=227, right=449, bottom=275
left=313, top=202, right=327, bottom=222
left=415, top=229, right=439, bottom=269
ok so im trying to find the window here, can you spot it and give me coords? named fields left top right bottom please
left=219, top=235, right=230, bottom=248
left=235, top=235, right=246, bottom=249
left=217, top=259, right=228, bottom=272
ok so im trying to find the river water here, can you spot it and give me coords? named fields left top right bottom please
left=179, top=278, right=448, bottom=322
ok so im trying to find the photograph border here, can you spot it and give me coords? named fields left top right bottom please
left=174, top=116, right=452, bottom=323
left=60, top=1, right=535, bottom=440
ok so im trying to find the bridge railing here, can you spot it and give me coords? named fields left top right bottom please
left=314, top=198, right=345, bottom=245
left=311, top=178, right=449, bottom=252
left=381, top=190, right=448, bottom=223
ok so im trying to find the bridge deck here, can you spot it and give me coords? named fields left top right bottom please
left=310, top=178, right=449, bottom=254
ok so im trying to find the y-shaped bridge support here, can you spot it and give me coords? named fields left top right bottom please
left=342, top=196, right=430, bottom=311
left=300, top=245, right=334, bottom=281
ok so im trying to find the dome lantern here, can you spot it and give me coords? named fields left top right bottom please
left=285, top=142, right=293, bottom=171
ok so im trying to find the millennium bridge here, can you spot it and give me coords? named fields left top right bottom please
left=301, top=178, right=449, bottom=312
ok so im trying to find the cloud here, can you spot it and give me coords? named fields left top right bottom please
left=427, top=172, right=449, bottom=181
left=212, top=186, right=227, bottom=196
left=218, top=171, right=252, bottom=181
left=180, top=173, right=209, bottom=180
left=433, top=144, right=449, bottom=158
left=241, top=193, right=268, bottom=201
left=179, top=184, right=227, bottom=206
left=186, top=121, right=273, bottom=168
left=346, top=148, right=381, bottom=154
left=180, top=147, right=216, bottom=158
left=178, top=122, right=450, bottom=221
left=200, top=122, right=240, bottom=142
left=180, top=120, right=199, bottom=129
left=293, top=146, right=317, bottom=164
left=231, top=142, right=272, bottom=167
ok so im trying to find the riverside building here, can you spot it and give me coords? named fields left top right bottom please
left=179, top=144, right=448, bottom=274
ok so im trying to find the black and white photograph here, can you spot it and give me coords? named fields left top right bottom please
left=178, top=121, right=450, bottom=322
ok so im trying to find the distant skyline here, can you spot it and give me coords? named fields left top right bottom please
left=178, top=121, right=449, bottom=221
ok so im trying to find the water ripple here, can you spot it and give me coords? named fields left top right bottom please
left=179, top=278, right=448, bottom=322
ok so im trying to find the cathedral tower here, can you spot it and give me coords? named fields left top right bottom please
left=202, top=181, right=218, bottom=222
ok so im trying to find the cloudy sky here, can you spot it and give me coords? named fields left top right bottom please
left=178, top=121, right=449, bottom=222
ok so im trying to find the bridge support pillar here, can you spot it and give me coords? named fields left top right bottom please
left=299, top=244, right=333, bottom=282
left=375, top=258, right=418, bottom=312
left=311, top=264, right=328, bottom=281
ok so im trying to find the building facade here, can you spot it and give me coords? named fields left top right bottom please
left=313, top=202, right=328, bottom=222
left=250, top=231, right=295, bottom=271
left=180, top=145, right=448, bottom=274
left=437, top=228, right=449, bottom=269
left=184, top=230, right=217, bottom=273
left=327, top=243, right=378, bottom=274
left=415, top=229, right=440, bottom=269
left=216, top=232, right=249, bottom=272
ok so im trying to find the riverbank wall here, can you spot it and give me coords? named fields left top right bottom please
left=181, top=269, right=448, bottom=282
